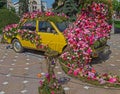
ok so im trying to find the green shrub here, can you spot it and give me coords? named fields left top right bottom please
left=0, top=9, right=20, bottom=34
left=114, top=21, right=120, bottom=28
left=114, top=21, right=120, bottom=24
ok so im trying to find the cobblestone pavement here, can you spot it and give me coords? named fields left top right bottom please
left=0, top=34, right=120, bottom=94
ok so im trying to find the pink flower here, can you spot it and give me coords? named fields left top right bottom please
left=88, top=72, right=95, bottom=79
left=99, top=78, right=106, bottom=84
left=39, top=80, right=43, bottom=86
left=109, top=78, right=117, bottom=83
left=52, top=74, right=56, bottom=79
left=51, top=91, right=55, bottom=94
left=73, top=68, right=80, bottom=76
left=68, top=69, right=73, bottom=75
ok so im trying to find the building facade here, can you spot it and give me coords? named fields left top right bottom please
left=28, top=0, right=47, bottom=12
left=13, top=0, right=48, bottom=14
left=7, top=0, right=13, bottom=8
left=14, top=2, right=19, bottom=14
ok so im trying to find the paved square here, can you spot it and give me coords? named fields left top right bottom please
left=0, top=34, right=120, bottom=94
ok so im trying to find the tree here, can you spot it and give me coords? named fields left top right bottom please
left=19, top=0, right=29, bottom=15
left=0, top=0, right=7, bottom=9
left=52, top=0, right=59, bottom=9
left=53, top=0, right=78, bottom=21
left=112, top=0, right=120, bottom=17
left=53, top=0, right=113, bottom=21
left=0, top=9, right=20, bottom=34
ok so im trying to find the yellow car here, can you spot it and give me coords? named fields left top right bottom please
left=3, top=14, right=68, bottom=54
left=3, top=12, right=109, bottom=57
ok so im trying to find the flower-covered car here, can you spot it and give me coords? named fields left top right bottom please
left=3, top=11, right=109, bottom=58
left=3, top=12, right=68, bottom=53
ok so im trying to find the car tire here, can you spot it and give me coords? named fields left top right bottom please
left=12, top=39, right=24, bottom=53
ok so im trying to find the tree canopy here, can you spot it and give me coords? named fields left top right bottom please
left=53, top=0, right=113, bottom=21
left=0, top=0, right=7, bottom=8
left=19, top=0, right=29, bottom=15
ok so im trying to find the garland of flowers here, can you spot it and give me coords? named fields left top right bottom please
left=59, top=1, right=120, bottom=87
left=20, top=11, right=68, bottom=24
left=3, top=24, right=42, bottom=48
left=3, top=11, right=68, bottom=50
left=3, top=24, right=18, bottom=38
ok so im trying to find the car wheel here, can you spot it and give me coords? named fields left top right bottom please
left=12, top=39, right=24, bottom=53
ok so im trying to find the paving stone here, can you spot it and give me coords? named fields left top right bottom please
left=110, top=64, right=115, bottom=67
left=2, top=82, right=8, bottom=85
left=26, top=63, right=30, bottom=65
left=10, top=68, right=28, bottom=76
left=84, top=86, right=90, bottom=90
left=11, top=63, right=15, bottom=66
left=12, top=59, right=17, bottom=62
left=22, top=80, right=29, bottom=84
left=26, top=59, right=30, bottom=61
left=0, top=60, right=4, bottom=62
left=24, top=67, right=29, bottom=70
left=0, top=34, right=120, bottom=94
left=116, top=60, right=120, bottom=62
left=6, top=74, right=11, bottom=77
left=0, top=91, right=5, bottom=94
left=20, top=90, right=28, bottom=93
left=9, top=68, right=14, bottom=71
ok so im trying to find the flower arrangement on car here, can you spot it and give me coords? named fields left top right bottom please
left=2, top=11, right=68, bottom=50
left=59, top=0, right=120, bottom=87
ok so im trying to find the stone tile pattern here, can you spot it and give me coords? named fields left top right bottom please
left=0, top=34, right=120, bottom=94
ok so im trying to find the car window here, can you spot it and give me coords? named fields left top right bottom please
left=39, top=21, right=56, bottom=33
left=21, top=20, right=36, bottom=31
left=56, top=22, right=68, bottom=32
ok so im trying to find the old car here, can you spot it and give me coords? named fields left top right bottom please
left=3, top=12, right=68, bottom=54
left=3, top=12, right=109, bottom=57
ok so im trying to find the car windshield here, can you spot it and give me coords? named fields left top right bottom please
left=56, top=22, right=68, bottom=32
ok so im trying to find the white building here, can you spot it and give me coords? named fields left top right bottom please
left=13, top=2, right=19, bottom=14
left=28, top=0, right=48, bottom=12
left=13, top=0, right=48, bottom=14
left=7, top=0, right=14, bottom=9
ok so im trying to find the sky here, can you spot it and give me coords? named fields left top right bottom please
left=12, top=0, right=55, bottom=8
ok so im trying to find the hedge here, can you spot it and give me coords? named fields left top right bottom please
left=114, top=20, right=120, bottom=28
left=0, top=9, right=20, bottom=34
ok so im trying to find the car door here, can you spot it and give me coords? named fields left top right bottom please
left=19, top=20, right=37, bottom=49
left=37, top=21, right=60, bottom=52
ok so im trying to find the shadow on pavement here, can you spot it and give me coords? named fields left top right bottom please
left=25, top=49, right=45, bottom=56
left=91, top=49, right=112, bottom=65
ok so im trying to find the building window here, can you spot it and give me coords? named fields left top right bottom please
left=32, top=1, right=37, bottom=11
